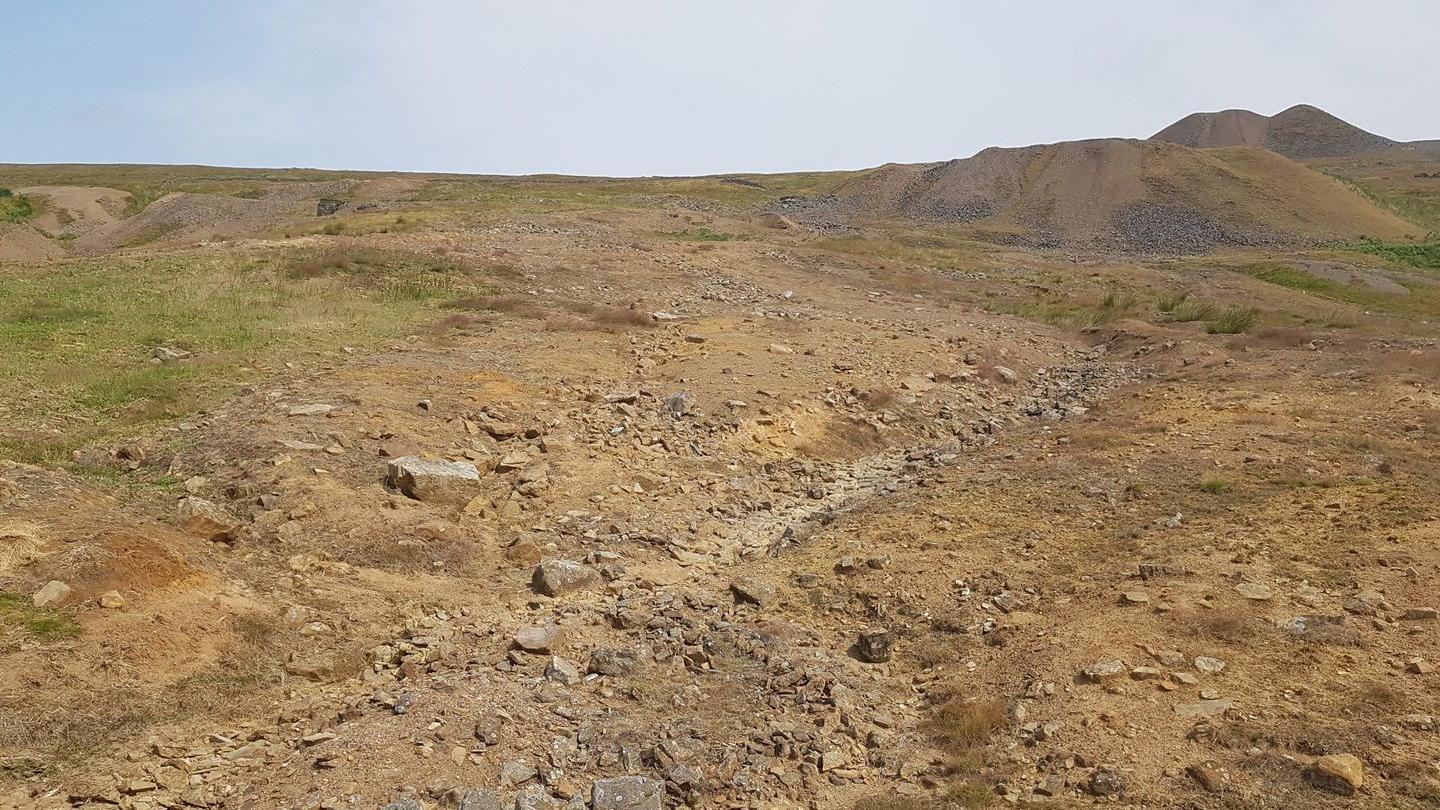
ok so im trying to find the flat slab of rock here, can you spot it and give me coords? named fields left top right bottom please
left=386, top=456, right=481, bottom=504
left=1174, top=698, right=1234, bottom=718
left=32, top=580, right=72, bottom=607
left=513, top=624, right=565, bottom=654
left=532, top=559, right=598, bottom=596
left=592, top=776, right=664, bottom=810
left=1083, top=659, right=1126, bottom=681
left=1235, top=582, right=1272, bottom=601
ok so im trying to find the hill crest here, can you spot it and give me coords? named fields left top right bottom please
left=814, top=137, right=1414, bottom=251
left=1151, top=104, right=1398, bottom=158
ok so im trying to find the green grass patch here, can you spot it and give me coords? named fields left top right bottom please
left=0, top=592, right=80, bottom=647
left=0, top=248, right=488, bottom=463
left=1247, top=263, right=1340, bottom=294
left=663, top=227, right=739, bottom=242
left=1350, top=238, right=1440, bottom=270
left=0, top=188, right=36, bottom=223
left=1205, top=306, right=1261, bottom=334
left=1168, top=298, right=1220, bottom=323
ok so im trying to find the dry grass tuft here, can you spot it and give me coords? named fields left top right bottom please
left=927, top=698, right=1008, bottom=750
left=795, top=418, right=886, bottom=460
left=0, top=522, right=44, bottom=573
left=1175, top=606, right=1259, bottom=643
left=1250, top=326, right=1315, bottom=348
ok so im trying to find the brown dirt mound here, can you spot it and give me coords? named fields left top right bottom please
left=1152, top=104, right=1399, bottom=159
left=17, top=185, right=129, bottom=238
left=0, top=224, right=64, bottom=262
left=827, top=138, right=1413, bottom=251
left=74, top=192, right=307, bottom=253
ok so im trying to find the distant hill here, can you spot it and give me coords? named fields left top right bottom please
left=819, top=138, right=1414, bottom=251
left=1151, top=104, right=1399, bottom=159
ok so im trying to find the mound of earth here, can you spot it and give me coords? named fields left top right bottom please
left=74, top=192, right=308, bottom=254
left=0, top=223, right=64, bottom=262
left=1151, top=104, right=1399, bottom=159
left=822, top=138, right=1412, bottom=251
left=17, top=185, right=129, bottom=238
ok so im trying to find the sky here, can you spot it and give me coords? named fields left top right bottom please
left=4, top=1, right=1438, bottom=176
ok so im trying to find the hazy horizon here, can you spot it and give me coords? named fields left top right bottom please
left=5, top=0, right=1438, bottom=176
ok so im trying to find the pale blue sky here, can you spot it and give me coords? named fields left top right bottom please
left=4, top=1, right=1437, bottom=175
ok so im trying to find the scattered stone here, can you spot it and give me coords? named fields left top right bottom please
left=532, top=559, right=599, bottom=596
left=855, top=628, right=892, bottom=663
left=1121, top=591, right=1150, bottom=605
left=1310, top=753, right=1364, bottom=795
left=1405, top=657, right=1434, bottom=675
left=730, top=576, right=776, bottom=607
left=177, top=497, right=240, bottom=543
left=151, top=345, right=192, bottom=363
left=1174, top=699, right=1233, bottom=718
left=544, top=656, right=581, bottom=685
left=1188, top=762, right=1226, bottom=792
left=1172, top=672, right=1199, bottom=686
left=483, top=420, right=520, bottom=439
left=474, top=716, right=503, bottom=745
left=1399, top=714, right=1435, bottom=731
left=1087, top=766, right=1125, bottom=796
left=32, top=580, right=72, bottom=607
left=993, top=366, right=1018, bottom=383
left=385, top=456, right=482, bottom=505
left=455, top=789, right=502, bottom=810
left=662, top=391, right=694, bottom=418
left=287, top=403, right=335, bottom=417
left=1402, top=607, right=1438, bottom=621
left=1345, top=589, right=1391, bottom=616
left=1130, top=666, right=1163, bottom=681
left=513, top=624, right=566, bottom=654
left=500, top=760, right=539, bottom=787
left=1234, top=582, right=1272, bottom=601
left=592, top=776, right=663, bottom=810
left=768, top=343, right=794, bottom=355
left=1193, top=656, right=1226, bottom=674
left=588, top=647, right=642, bottom=676
left=1082, top=659, right=1126, bottom=681
left=98, top=590, right=125, bottom=609
left=1034, top=773, right=1065, bottom=797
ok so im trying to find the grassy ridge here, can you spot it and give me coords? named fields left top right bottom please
left=0, top=248, right=488, bottom=463
left=0, top=164, right=858, bottom=218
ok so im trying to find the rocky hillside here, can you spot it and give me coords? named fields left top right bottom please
left=812, top=138, right=1413, bottom=251
left=1151, top=104, right=1399, bottom=159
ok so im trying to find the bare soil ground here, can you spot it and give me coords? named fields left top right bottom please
left=0, top=165, right=1438, bottom=810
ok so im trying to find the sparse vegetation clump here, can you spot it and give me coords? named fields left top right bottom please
left=1200, top=475, right=1233, bottom=493
left=1205, top=305, right=1261, bottom=334
left=1166, top=298, right=1219, bottom=323
left=0, top=592, right=80, bottom=648
left=0, top=188, right=37, bottom=222
left=0, top=248, right=485, bottom=463
left=664, top=226, right=740, bottom=242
